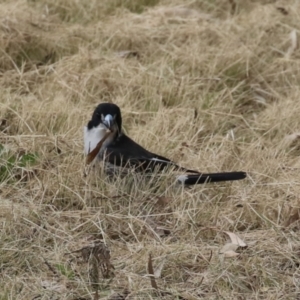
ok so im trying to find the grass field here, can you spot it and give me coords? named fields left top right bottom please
left=1, top=0, right=300, bottom=299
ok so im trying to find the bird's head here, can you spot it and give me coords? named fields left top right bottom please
left=87, top=103, right=122, bottom=134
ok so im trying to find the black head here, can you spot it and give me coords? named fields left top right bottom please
left=87, top=103, right=122, bottom=133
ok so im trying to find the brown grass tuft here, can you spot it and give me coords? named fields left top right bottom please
left=1, top=0, right=300, bottom=298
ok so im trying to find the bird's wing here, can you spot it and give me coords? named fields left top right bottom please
left=104, top=134, right=199, bottom=173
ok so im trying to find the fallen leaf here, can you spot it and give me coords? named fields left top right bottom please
left=224, top=250, right=240, bottom=258
left=285, top=132, right=300, bottom=142
left=220, top=243, right=240, bottom=259
left=220, top=243, right=239, bottom=254
left=228, top=0, right=236, bottom=15
left=156, top=196, right=172, bottom=206
left=224, top=231, right=247, bottom=248
left=0, top=118, right=8, bottom=132
left=116, top=50, right=139, bottom=59
left=277, top=7, right=288, bottom=15
left=281, top=133, right=300, bottom=150
left=73, top=241, right=115, bottom=279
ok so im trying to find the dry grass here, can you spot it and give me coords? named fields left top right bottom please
left=1, top=0, right=300, bottom=299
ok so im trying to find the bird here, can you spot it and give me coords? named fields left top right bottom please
left=83, top=103, right=246, bottom=185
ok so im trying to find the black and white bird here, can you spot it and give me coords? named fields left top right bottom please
left=84, top=103, right=246, bottom=185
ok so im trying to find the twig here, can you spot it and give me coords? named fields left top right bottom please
left=148, top=253, right=158, bottom=290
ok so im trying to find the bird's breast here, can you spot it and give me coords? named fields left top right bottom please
left=83, top=125, right=114, bottom=159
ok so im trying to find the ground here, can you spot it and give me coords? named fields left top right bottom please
left=1, top=0, right=300, bottom=299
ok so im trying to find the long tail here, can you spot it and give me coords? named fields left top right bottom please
left=177, top=171, right=247, bottom=185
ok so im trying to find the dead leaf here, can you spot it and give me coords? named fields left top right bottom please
left=224, top=231, right=247, bottom=248
left=0, top=118, right=8, bottom=132
left=284, top=207, right=300, bottom=227
left=281, top=133, right=300, bottom=151
left=116, top=50, right=139, bottom=59
left=228, top=0, right=236, bottom=15
left=277, top=7, right=288, bottom=15
left=224, top=250, right=240, bottom=258
left=220, top=243, right=240, bottom=258
left=85, top=129, right=111, bottom=165
left=220, top=243, right=239, bottom=254
left=73, top=241, right=115, bottom=279
left=285, top=132, right=300, bottom=142
left=156, top=196, right=172, bottom=206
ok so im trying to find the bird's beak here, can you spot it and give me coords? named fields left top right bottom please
left=102, top=114, right=115, bottom=131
